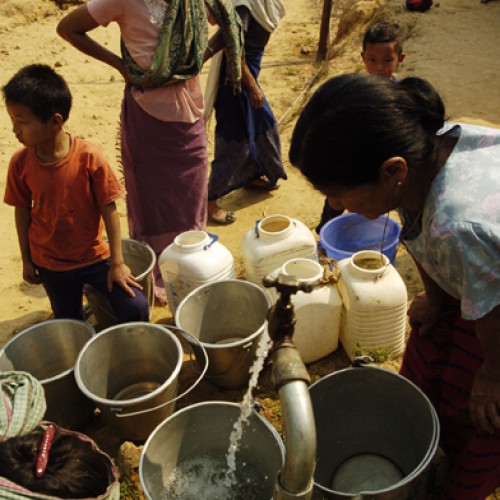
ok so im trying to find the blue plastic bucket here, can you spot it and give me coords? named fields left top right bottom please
left=319, top=213, right=401, bottom=264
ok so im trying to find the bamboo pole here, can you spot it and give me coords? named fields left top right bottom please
left=317, top=0, right=333, bottom=61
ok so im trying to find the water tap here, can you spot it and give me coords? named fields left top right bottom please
left=263, top=272, right=320, bottom=345
left=263, top=271, right=319, bottom=499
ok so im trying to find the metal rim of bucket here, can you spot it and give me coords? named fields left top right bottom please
left=139, top=400, right=286, bottom=498
left=116, top=326, right=210, bottom=418
left=120, top=238, right=156, bottom=282
left=0, top=319, right=95, bottom=384
left=174, top=279, right=270, bottom=351
left=310, top=365, right=440, bottom=497
left=74, top=322, right=183, bottom=409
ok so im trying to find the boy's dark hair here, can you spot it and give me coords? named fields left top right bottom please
left=2, top=64, right=72, bottom=122
left=0, top=427, right=112, bottom=498
left=363, top=21, right=404, bottom=54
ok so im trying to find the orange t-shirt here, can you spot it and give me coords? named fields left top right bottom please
left=4, top=135, right=125, bottom=271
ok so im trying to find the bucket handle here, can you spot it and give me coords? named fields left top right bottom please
left=112, top=326, right=209, bottom=418
left=204, top=232, right=219, bottom=249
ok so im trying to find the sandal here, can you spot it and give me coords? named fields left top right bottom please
left=208, top=211, right=237, bottom=225
left=244, top=177, right=279, bottom=191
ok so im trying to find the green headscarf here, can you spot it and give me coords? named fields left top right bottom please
left=122, top=0, right=243, bottom=92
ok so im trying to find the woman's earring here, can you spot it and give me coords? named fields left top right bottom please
left=396, top=181, right=402, bottom=187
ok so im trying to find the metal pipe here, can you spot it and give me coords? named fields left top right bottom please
left=263, top=273, right=318, bottom=500
left=274, top=380, right=316, bottom=499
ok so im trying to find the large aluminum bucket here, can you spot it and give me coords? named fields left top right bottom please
left=85, top=238, right=156, bottom=329
left=175, top=279, right=270, bottom=389
left=310, top=366, right=440, bottom=499
left=74, top=322, right=183, bottom=441
left=0, top=319, right=95, bottom=430
left=140, top=401, right=285, bottom=499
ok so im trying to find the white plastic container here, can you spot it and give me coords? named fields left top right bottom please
left=337, top=250, right=408, bottom=361
left=242, top=214, right=318, bottom=286
left=280, top=258, right=342, bottom=364
left=159, top=231, right=235, bottom=314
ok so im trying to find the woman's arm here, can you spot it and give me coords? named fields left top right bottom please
left=407, top=260, right=447, bottom=336
left=471, top=305, right=500, bottom=433
left=100, top=202, right=140, bottom=297
left=14, top=206, right=41, bottom=284
left=56, top=5, right=128, bottom=82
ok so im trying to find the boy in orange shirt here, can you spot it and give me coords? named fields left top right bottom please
left=3, top=64, right=148, bottom=322
left=316, top=21, right=406, bottom=233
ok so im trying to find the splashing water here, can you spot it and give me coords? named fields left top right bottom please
left=225, top=332, right=273, bottom=488
left=161, top=454, right=268, bottom=499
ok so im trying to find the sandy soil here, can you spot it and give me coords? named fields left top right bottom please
left=0, top=0, right=499, bottom=497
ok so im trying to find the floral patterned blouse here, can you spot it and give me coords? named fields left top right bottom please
left=400, top=123, right=500, bottom=320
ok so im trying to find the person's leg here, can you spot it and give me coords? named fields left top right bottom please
left=84, top=260, right=149, bottom=323
left=37, top=267, right=85, bottom=319
left=316, top=199, right=344, bottom=234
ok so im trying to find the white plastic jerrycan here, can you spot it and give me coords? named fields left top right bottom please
left=336, top=250, right=408, bottom=361
left=280, top=258, right=342, bottom=364
left=242, top=214, right=318, bottom=287
left=159, top=230, right=235, bottom=314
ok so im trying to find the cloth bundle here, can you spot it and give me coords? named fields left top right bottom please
left=123, top=0, right=244, bottom=92
left=0, top=371, right=46, bottom=442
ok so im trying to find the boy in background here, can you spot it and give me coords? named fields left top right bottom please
left=3, top=64, right=149, bottom=322
left=316, top=21, right=406, bottom=234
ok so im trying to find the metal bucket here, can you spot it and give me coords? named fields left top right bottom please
left=85, top=238, right=156, bottom=329
left=74, top=322, right=185, bottom=441
left=140, top=401, right=285, bottom=499
left=175, top=279, right=270, bottom=389
left=0, top=319, right=95, bottom=430
left=309, top=365, right=440, bottom=499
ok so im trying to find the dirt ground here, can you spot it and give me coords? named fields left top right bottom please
left=0, top=0, right=499, bottom=497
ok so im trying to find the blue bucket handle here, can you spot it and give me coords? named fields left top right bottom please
left=204, top=232, right=219, bottom=250
left=112, top=325, right=209, bottom=418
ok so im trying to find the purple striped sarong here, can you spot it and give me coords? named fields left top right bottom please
left=400, top=299, right=500, bottom=499
left=120, top=88, right=208, bottom=294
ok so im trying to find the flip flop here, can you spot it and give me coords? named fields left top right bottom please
left=245, top=178, right=279, bottom=191
left=208, top=211, right=237, bottom=225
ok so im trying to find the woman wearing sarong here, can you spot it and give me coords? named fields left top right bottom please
left=204, top=0, right=287, bottom=224
left=290, top=74, right=500, bottom=499
left=57, top=0, right=243, bottom=302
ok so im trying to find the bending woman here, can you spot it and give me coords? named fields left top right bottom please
left=204, top=0, right=287, bottom=224
left=290, top=73, right=500, bottom=499
left=57, top=0, right=242, bottom=302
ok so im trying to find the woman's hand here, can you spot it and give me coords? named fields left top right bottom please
left=247, top=84, right=264, bottom=109
left=470, top=366, right=500, bottom=434
left=407, top=291, right=444, bottom=336
left=472, top=305, right=500, bottom=433
left=107, top=262, right=142, bottom=298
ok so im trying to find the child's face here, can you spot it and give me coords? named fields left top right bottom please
left=5, top=101, right=56, bottom=148
left=361, top=42, right=405, bottom=80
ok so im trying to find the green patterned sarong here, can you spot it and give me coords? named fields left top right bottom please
left=122, top=0, right=243, bottom=92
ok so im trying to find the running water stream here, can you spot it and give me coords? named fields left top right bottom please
left=161, top=331, right=274, bottom=498
left=225, top=332, right=274, bottom=487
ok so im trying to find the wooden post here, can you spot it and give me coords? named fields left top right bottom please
left=317, top=0, right=333, bottom=61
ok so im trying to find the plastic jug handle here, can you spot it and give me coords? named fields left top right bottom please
left=204, top=232, right=219, bottom=249
left=352, top=356, right=375, bottom=367
left=254, top=219, right=262, bottom=238
left=111, top=326, right=209, bottom=418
